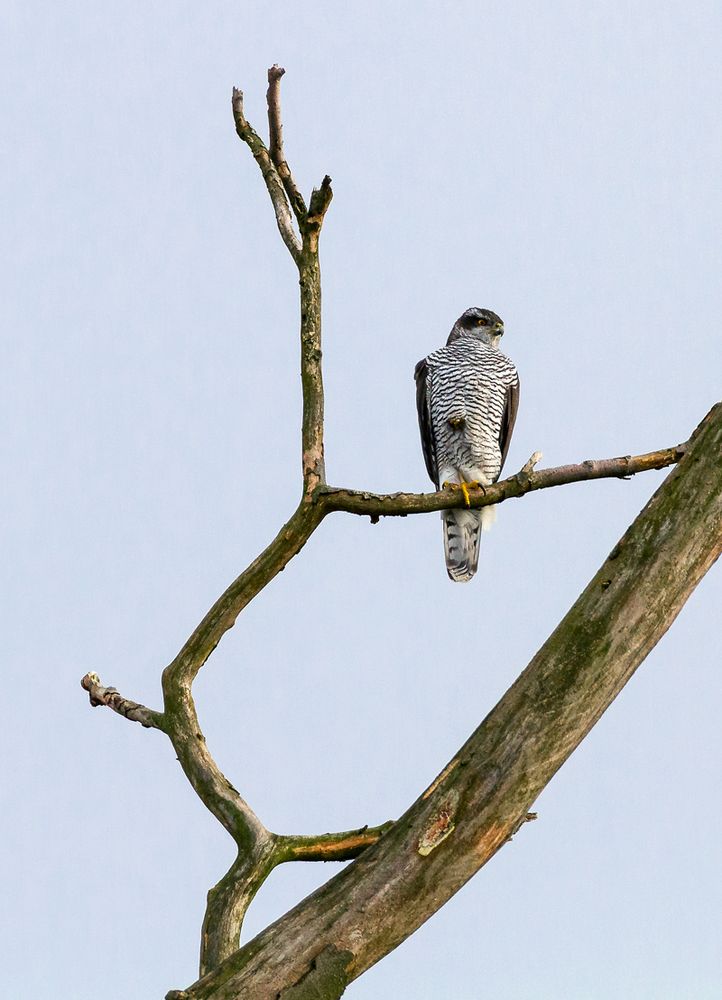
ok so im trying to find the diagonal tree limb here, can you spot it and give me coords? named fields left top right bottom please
left=266, top=65, right=307, bottom=221
left=172, top=402, right=722, bottom=1000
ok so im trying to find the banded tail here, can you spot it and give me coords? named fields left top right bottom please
left=442, top=505, right=497, bottom=583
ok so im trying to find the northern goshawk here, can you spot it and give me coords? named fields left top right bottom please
left=414, top=307, right=520, bottom=582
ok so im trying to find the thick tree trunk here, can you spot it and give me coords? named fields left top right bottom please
left=173, top=403, right=722, bottom=1000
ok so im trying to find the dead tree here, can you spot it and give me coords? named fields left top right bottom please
left=81, top=68, right=722, bottom=1000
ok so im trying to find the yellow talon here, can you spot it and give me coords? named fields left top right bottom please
left=441, top=480, right=484, bottom=508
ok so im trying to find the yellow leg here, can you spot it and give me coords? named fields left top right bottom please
left=441, top=481, right=484, bottom=509
left=461, top=481, right=485, bottom=508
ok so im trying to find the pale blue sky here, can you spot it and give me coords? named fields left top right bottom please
left=2, top=2, right=721, bottom=998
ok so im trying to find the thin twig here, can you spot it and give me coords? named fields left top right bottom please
left=80, top=673, right=165, bottom=731
left=521, top=451, right=543, bottom=475
left=266, top=65, right=306, bottom=220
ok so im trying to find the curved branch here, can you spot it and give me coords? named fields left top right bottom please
left=319, top=443, right=686, bottom=517
left=158, top=499, right=325, bottom=971
left=163, top=691, right=269, bottom=852
left=175, top=403, right=722, bottom=1000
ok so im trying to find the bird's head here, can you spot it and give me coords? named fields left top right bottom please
left=447, top=307, right=505, bottom=347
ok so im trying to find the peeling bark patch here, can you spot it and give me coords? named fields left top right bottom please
left=422, top=759, right=459, bottom=800
left=278, top=946, right=352, bottom=1000
left=473, top=821, right=508, bottom=860
left=418, top=807, right=455, bottom=856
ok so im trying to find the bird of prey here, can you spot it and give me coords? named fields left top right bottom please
left=414, top=307, right=520, bottom=582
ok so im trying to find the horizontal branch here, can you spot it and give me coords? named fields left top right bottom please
left=275, top=822, right=395, bottom=863
left=80, top=672, right=165, bottom=731
left=319, top=443, right=686, bottom=517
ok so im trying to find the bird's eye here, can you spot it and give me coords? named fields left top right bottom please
left=476, top=317, right=488, bottom=326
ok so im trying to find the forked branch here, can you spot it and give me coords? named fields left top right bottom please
left=232, top=87, right=301, bottom=262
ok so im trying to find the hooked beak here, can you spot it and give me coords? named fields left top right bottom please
left=493, top=321, right=504, bottom=336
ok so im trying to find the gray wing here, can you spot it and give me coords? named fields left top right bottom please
left=414, top=358, right=438, bottom=487
left=498, top=377, right=520, bottom=473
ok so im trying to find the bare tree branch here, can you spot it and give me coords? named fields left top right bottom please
left=266, top=65, right=306, bottom=221
left=80, top=672, right=165, bottom=731
left=232, top=87, right=301, bottom=263
left=164, top=692, right=269, bottom=852
left=319, top=443, right=686, bottom=517
left=173, top=403, right=722, bottom=1000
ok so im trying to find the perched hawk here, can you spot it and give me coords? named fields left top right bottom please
left=415, top=307, right=520, bottom=582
